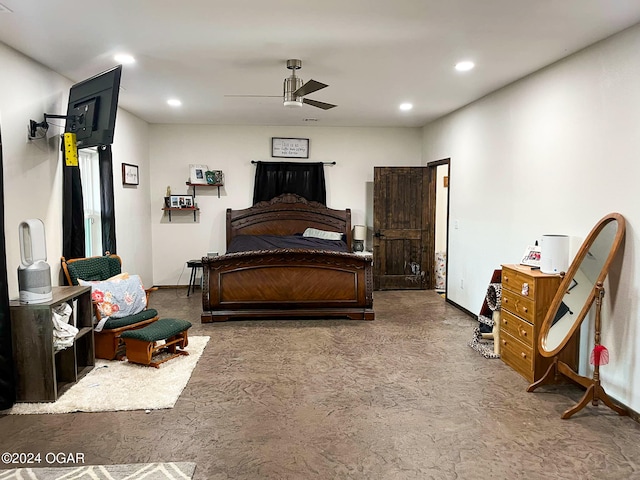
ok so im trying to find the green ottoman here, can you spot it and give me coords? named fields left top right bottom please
left=120, top=318, right=192, bottom=367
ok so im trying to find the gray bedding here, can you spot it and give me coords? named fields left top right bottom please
left=227, top=234, right=348, bottom=253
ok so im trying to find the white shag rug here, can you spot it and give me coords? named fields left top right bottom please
left=3, top=336, right=209, bottom=415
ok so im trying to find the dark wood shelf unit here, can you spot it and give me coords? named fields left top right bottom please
left=162, top=207, right=199, bottom=221
left=9, top=286, right=94, bottom=402
left=186, top=182, right=223, bottom=198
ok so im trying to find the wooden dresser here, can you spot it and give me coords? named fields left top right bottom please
left=499, top=264, right=578, bottom=383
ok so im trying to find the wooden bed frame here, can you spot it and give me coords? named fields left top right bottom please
left=201, top=194, right=374, bottom=322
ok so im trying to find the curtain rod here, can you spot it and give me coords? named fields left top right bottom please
left=251, top=160, right=336, bottom=165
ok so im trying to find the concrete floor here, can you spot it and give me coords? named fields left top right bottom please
left=1, top=289, right=640, bottom=479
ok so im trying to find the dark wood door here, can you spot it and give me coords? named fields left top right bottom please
left=373, top=166, right=435, bottom=290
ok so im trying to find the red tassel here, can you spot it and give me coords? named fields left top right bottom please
left=590, top=345, right=609, bottom=366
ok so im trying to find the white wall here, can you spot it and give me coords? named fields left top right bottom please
left=149, top=125, right=423, bottom=285
left=111, top=109, right=153, bottom=285
left=1, top=43, right=68, bottom=296
left=0, top=41, right=153, bottom=296
left=422, top=24, right=640, bottom=411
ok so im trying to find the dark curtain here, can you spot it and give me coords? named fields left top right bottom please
left=98, top=145, right=116, bottom=254
left=62, top=145, right=85, bottom=260
left=0, top=126, right=16, bottom=409
left=253, top=161, right=326, bottom=205
left=63, top=144, right=116, bottom=259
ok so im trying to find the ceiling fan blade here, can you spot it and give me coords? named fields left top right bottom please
left=302, top=98, right=337, bottom=110
left=224, top=94, right=281, bottom=98
left=293, top=79, right=328, bottom=97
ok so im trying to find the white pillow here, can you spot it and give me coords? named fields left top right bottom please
left=303, top=227, right=343, bottom=241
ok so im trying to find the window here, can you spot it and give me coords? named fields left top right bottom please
left=78, top=149, right=102, bottom=256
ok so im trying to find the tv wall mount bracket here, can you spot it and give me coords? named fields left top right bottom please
left=29, top=110, right=87, bottom=139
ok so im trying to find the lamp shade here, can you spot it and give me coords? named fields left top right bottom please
left=353, top=225, right=366, bottom=241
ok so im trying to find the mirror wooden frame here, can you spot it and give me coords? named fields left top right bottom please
left=528, top=212, right=628, bottom=419
left=539, top=213, right=626, bottom=357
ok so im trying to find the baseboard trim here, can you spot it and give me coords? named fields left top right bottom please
left=445, top=298, right=476, bottom=319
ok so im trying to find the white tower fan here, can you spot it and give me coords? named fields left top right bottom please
left=17, top=219, right=52, bottom=304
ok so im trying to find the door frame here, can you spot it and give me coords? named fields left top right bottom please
left=427, top=158, right=450, bottom=295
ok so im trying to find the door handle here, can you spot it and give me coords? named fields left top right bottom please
left=374, top=231, right=385, bottom=238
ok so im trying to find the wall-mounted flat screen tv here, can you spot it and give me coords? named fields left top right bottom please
left=65, top=64, right=122, bottom=149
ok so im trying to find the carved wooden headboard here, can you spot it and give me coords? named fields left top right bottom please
left=226, top=194, right=352, bottom=248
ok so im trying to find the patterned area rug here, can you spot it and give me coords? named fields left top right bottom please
left=0, top=462, right=196, bottom=479
left=4, top=336, right=209, bottom=415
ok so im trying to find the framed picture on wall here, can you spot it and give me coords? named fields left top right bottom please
left=122, top=163, right=139, bottom=186
left=189, top=164, right=209, bottom=184
left=169, top=195, right=194, bottom=208
left=271, top=137, right=309, bottom=158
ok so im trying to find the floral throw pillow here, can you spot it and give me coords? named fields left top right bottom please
left=78, top=274, right=147, bottom=320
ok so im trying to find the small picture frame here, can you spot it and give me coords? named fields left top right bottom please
left=169, top=195, right=194, bottom=208
left=189, top=164, right=209, bottom=185
left=205, top=170, right=224, bottom=185
left=122, top=163, right=139, bottom=186
left=520, top=245, right=541, bottom=267
left=271, top=137, right=309, bottom=158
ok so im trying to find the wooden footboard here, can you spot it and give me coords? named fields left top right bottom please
left=201, top=250, right=374, bottom=322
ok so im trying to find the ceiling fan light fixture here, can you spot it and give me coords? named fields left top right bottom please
left=284, top=72, right=303, bottom=104
left=283, top=99, right=303, bottom=108
left=227, top=59, right=336, bottom=111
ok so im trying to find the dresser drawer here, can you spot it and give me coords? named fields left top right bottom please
left=500, top=331, right=534, bottom=379
left=501, top=288, right=535, bottom=324
left=501, top=268, right=536, bottom=298
left=500, top=309, right=534, bottom=347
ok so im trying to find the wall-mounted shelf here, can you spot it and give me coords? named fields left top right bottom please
left=186, top=182, right=223, bottom=198
left=162, top=207, right=199, bottom=222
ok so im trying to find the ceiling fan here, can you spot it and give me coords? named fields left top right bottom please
left=225, top=59, right=337, bottom=110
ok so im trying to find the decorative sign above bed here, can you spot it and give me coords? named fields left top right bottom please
left=271, top=137, right=309, bottom=158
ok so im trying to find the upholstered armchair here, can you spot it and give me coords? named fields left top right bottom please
left=61, top=254, right=159, bottom=360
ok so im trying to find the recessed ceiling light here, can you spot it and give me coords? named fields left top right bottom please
left=399, top=103, right=413, bottom=111
left=167, top=99, right=182, bottom=107
left=114, top=54, right=135, bottom=64
left=455, top=61, right=475, bottom=72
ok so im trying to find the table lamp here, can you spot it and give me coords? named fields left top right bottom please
left=353, top=225, right=366, bottom=252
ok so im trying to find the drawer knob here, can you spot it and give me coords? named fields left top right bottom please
left=521, top=352, right=527, bottom=359
left=502, top=319, right=508, bottom=325
left=521, top=330, right=527, bottom=337
left=522, top=307, right=528, bottom=313
left=502, top=339, right=507, bottom=345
